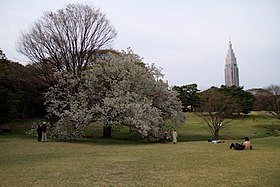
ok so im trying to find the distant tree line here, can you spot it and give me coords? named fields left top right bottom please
left=173, top=83, right=279, bottom=115
left=0, top=49, right=48, bottom=124
left=248, top=86, right=280, bottom=120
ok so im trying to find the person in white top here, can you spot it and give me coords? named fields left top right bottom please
left=172, top=129, right=177, bottom=144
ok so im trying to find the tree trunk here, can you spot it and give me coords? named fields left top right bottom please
left=103, top=126, right=112, bottom=138
left=214, top=128, right=220, bottom=140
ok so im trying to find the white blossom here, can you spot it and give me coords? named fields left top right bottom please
left=45, top=49, right=184, bottom=141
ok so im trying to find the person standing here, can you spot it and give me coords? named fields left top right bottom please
left=163, top=130, right=168, bottom=144
left=41, top=122, right=48, bottom=142
left=36, top=124, right=42, bottom=142
left=172, top=129, right=177, bottom=144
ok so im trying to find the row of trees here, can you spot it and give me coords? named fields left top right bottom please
left=0, top=50, right=48, bottom=124
left=173, top=83, right=279, bottom=114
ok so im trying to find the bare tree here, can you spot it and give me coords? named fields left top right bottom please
left=266, top=85, right=280, bottom=96
left=265, top=84, right=280, bottom=120
left=196, top=87, right=239, bottom=139
left=248, top=88, right=271, bottom=111
left=0, top=48, right=6, bottom=60
left=18, top=4, right=117, bottom=78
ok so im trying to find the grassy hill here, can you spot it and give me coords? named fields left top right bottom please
left=180, top=112, right=279, bottom=141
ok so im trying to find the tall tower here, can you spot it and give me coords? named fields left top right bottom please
left=224, top=40, right=239, bottom=86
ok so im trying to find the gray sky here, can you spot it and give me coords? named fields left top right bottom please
left=0, top=0, right=279, bottom=90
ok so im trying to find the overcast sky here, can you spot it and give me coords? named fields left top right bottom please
left=0, top=0, right=279, bottom=90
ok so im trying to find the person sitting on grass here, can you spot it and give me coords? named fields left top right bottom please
left=230, top=137, right=252, bottom=150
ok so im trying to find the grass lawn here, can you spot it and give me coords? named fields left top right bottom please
left=181, top=112, right=280, bottom=141
left=0, top=112, right=280, bottom=186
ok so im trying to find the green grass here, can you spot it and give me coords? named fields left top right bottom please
left=1, top=136, right=280, bottom=186
left=0, top=112, right=280, bottom=186
left=181, top=112, right=280, bottom=141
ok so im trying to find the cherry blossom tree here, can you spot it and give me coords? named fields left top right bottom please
left=45, top=49, right=184, bottom=141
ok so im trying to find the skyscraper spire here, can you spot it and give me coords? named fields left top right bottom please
left=224, top=40, right=239, bottom=86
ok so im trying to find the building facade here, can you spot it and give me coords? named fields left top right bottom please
left=224, top=40, right=239, bottom=86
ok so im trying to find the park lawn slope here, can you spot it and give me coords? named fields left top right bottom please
left=180, top=112, right=280, bottom=141
left=0, top=136, right=280, bottom=187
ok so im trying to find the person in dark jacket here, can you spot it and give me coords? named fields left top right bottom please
left=36, top=124, right=42, bottom=142
left=163, top=130, right=168, bottom=144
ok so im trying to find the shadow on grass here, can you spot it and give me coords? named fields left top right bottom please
left=1, top=131, right=210, bottom=145
left=2, top=115, right=279, bottom=145
left=49, top=133, right=213, bottom=145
